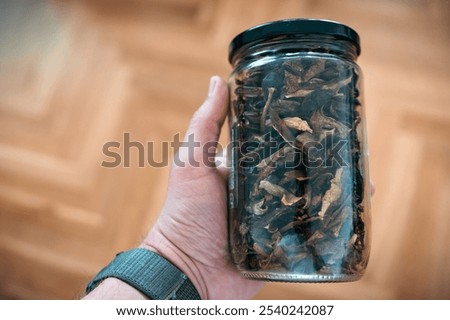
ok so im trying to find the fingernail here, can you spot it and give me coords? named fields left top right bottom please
left=208, top=76, right=217, bottom=95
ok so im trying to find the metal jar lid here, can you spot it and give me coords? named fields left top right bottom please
left=229, top=18, right=361, bottom=63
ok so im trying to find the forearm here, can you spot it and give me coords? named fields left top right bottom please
left=83, top=278, right=148, bottom=300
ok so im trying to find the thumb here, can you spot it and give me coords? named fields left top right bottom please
left=186, top=76, right=228, bottom=144
left=175, top=76, right=229, bottom=168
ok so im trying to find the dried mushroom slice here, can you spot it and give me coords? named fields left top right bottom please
left=317, top=167, right=344, bottom=219
left=282, top=117, right=313, bottom=133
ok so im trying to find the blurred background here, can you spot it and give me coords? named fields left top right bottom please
left=0, top=0, right=449, bottom=299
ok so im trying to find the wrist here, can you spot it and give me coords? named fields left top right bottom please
left=142, top=226, right=209, bottom=300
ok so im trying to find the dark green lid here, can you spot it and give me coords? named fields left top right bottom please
left=229, top=18, right=361, bottom=63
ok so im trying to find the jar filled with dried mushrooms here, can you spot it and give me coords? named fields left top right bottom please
left=228, top=19, right=371, bottom=282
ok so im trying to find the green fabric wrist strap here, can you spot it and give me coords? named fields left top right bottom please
left=85, top=248, right=201, bottom=300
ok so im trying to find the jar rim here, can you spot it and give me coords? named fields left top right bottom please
left=228, top=18, right=361, bottom=63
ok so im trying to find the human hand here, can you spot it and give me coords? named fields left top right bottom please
left=142, top=76, right=264, bottom=300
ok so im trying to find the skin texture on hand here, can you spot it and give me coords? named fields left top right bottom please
left=142, top=76, right=264, bottom=299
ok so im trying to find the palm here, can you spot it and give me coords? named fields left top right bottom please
left=157, top=161, right=264, bottom=299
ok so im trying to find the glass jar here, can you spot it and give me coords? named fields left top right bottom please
left=227, top=19, right=371, bottom=282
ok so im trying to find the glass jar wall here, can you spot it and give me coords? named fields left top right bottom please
left=227, top=19, right=371, bottom=282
